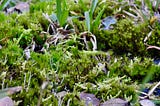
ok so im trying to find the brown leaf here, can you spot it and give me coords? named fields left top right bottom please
left=0, top=96, right=14, bottom=106
left=100, top=98, right=129, bottom=106
left=80, top=92, right=100, bottom=106
left=0, top=86, right=22, bottom=96
left=7, top=86, right=22, bottom=95
left=14, top=2, right=29, bottom=13
left=0, top=86, right=22, bottom=99
left=139, top=99, right=155, bottom=106
left=7, top=2, right=29, bottom=14
left=56, top=91, right=67, bottom=98
left=58, top=28, right=73, bottom=35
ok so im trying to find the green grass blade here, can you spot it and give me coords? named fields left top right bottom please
left=79, top=0, right=87, bottom=11
left=156, top=0, right=160, bottom=10
left=93, top=7, right=105, bottom=30
left=56, top=0, right=68, bottom=26
left=90, top=0, right=98, bottom=15
left=60, top=10, right=68, bottom=26
left=62, top=0, right=67, bottom=10
left=60, top=0, right=68, bottom=26
left=56, top=0, right=62, bottom=25
left=85, top=11, right=91, bottom=31
left=0, top=0, right=11, bottom=11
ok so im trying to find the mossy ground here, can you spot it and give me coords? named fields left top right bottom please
left=0, top=0, right=160, bottom=105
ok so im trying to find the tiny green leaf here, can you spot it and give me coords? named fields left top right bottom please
left=90, top=0, right=98, bottom=15
left=93, top=7, right=105, bottom=30
left=85, top=11, right=91, bottom=31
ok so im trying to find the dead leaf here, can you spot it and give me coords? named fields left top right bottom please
left=24, top=48, right=31, bottom=60
left=6, top=86, right=22, bottom=95
left=139, top=99, right=155, bottom=106
left=100, top=98, right=129, bottom=106
left=0, top=86, right=22, bottom=99
left=0, top=96, right=14, bottom=106
left=147, top=45, right=160, bottom=50
left=14, top=2, right=29, bottom=13
left=101, top=16, right=117, bottom=30
left=56, top=91, right=67, bottom=98
left=80, top=92, right=100, bottom=106
left=7, top=2, right=29, bottom=14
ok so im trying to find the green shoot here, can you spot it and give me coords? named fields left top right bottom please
left=93, top=7, right=105, bottom=30
left=56, top=0, right=69, bottom=26
left=84, top=11, right=91, bottom=31
left=85, top=0, right=104, bottom=32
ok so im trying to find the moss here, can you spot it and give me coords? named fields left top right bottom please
left=72, top=18, right=87, bottom=33
left=30, top=1, right=55, bottom=14
left=107, top=56, right=160, bottom=82
left=0, top=0, right=160, bottom=105
left=0, top=12, right=6, bottom=22
left=0, top=14, right=23, bottom=42
left=95, top=1, right=117, bottom=18
left=0, top=40, right=23, bottom=65
left=94, top=19, right=151, bottom=56
left=69, top=0, right=90, bottom=15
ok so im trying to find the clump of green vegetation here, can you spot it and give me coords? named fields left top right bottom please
left=30, top=1, right=55, bottom=14
left=0, top=0, right=160, bottom=105
left=107, top=56, right=160, bottom=82
left=69, top=0, right=91, bottom=15
left=95, top=19, right=150, bottom=56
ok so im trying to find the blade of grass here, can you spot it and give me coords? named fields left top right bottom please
left=79, top=0, right=87, bottom=11
left=93, top=7, right=105, bottom=30
left=89, top=0, right=98, bottom=15
left=56, top=0, right=62, bottom=25
left=60, top=0, right=68, bottom=26
left=156, top=0, right=160, bottom=10
left=0, top=0, right=11, bottom=11
left=56, top=0, right=68, bottom=26
left=89, top=0, right=98, bottom=31
left=85, top=11, right=91, bottom=31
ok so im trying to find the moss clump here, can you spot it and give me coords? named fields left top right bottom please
left=94, top=0, right=117, bottom=18
left=0, top=40, right=23, bottom=66
left=95, top=19, right=151, bottom=56
left=69, top=0, right=90, bottom=15
left=0, top=13, right=23, bottom=43
left=30, top=1, right=55, bottom=14
left=107, top=56, right=160, bottom=82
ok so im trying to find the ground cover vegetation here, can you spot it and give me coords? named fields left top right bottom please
left=0, top=0, right=160, bottom=106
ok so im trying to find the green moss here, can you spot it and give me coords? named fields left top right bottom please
left=30, top=1, right=55, bottom=14
left=69, top=0, right=90, bottom=15
left=0, top=40, right=23, bottom=65
left=0, top=0, right=160, bottom=105
left=0, top=14, right=23, bottom=42
left=94, top=19, right=151, bottom=56
left=72, top=18, right=87, bottom=33
left=95, top=1, right=116, bottom=18
left=0, top=12, right=6, bottom=22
